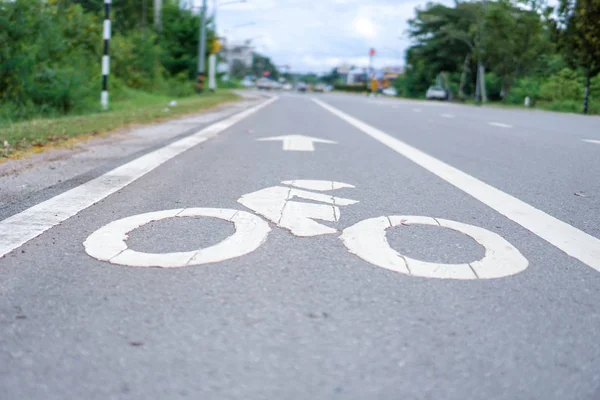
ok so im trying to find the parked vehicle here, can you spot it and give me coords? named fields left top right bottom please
left=256, top=78, right=272, bottom=90
left=256, top=78, right=282, bottom=90
left=296, top=82, right=308, bottom=92
left=241, top=78, right=254, bottom=88
left=382, top=87, right=398, bottom=97
left=426, top=86, right=448, bottom=100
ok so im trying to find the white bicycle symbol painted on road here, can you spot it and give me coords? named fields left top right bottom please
left=84, top=180, right=528, bottom=280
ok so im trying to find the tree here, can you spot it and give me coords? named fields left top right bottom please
left=230, top=59, right=247, bottom=79
left=483, top=0, right=552, bottom=99
left=559, top=0, right=600, bottom=113
left=252, top=53, right=279, bottom=79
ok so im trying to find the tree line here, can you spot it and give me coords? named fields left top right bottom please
left=0, top=0, right=278, bottom=120
left=397, top=0, right=600, bottom=113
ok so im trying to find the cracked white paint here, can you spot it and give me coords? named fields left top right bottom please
left=83, top=208, right=270, bottom=268
left=340, top=215, right=529, bottom=279
left=238, top=180, right=358, bottom=237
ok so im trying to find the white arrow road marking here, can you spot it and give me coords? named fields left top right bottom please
left=281, top=180, right=355, bottom=191
left=313, top=98, right=600, bottom=273
left=341, top=216, right=528, bottom=279
left=257, top=135, right=337, bottom=151
left=583, top=139, right=600, bottom=145
left=238, top=181, right=358, bottom=237
left=0, top=96, right=278, bottom=259
left=84, top=208, right=270, bottom=268
left=489, top=122, right=512, bottom=128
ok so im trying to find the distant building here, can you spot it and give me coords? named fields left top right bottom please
left=381, top=66, right=404, bottom=88
left=335, top=64, right=352, bottom=84
left=347, top=67, right=367, bottom=84
left=221, top=39, right=254, bottom=75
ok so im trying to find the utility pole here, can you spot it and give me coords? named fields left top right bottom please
left=197, top=0, right=208, bottom=93
left=154, top=0, right=162, bottom=31
left=100, top=0, right=111, bottom=110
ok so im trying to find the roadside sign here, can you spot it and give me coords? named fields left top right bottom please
left=211, top=39, right=222, bottom=54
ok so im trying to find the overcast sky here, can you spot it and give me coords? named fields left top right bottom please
left=198, top=0, right=456, bottom=73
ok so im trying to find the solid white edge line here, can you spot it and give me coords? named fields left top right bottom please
left=312, top=97, right=600, bottom=272
left=0, top=96, right=279, bottom=259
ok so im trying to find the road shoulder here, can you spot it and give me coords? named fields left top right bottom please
left=0, top=91, right=271, bottom=218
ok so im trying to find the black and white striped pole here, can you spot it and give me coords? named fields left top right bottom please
left=101, top=0, right=111, bottom=110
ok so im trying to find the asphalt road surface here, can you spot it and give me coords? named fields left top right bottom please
left=2, top=92, right=600, bottom=399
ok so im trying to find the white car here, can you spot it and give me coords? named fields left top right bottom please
left=241, top=79, right=254, bottom=88
left=256, top=78, right=281, bottom=90
left=382, top=87, right=398, bottom=96
left=426, top=86, right=448, bottom=100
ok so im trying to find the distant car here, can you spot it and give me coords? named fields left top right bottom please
left=313, top=84, right=326, bottom=93
left=296, top=82, right=308, bottom=92
left=426, top=86, right=448, bottom=100
left=241, top=79, right=254, bottom=88
left=382, top=87, right=398, bottom=97
left=256, top=78, right=281, bottom=90
left=270, top=80, right=282, bottom=90
left=256, top=78, right=272, bottom=90
left=282, top=83, right=293, bottom=90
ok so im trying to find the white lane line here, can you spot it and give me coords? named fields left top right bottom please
left=582, top=139, right=600, bottom=145
left=489, top=122, right=512, bottom=128
left=0, top=96, right=279, bottom=259
left=412, top=108, right=422, bottom=113
left=441, top=113, right=454, bottom=118
left=313, top=98, right=600, bottom=272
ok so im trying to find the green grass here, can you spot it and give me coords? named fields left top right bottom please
left=0, top=89, right=240, bottom=159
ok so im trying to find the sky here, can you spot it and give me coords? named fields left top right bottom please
left=202, top=0, right=456, bottom=74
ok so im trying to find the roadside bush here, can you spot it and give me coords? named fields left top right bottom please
left=164, top=73, right=196, bottom=97
left=539, top=68, right=583, bottom=102
left=541, top=99, right=582, bottom=113
left=506, top=77, right=542, bottom=105
left=111, top=32, right=165, bottom=92
left=0, top=0, right=101, bottom=119
left=484, top=72, right=504, bottom=101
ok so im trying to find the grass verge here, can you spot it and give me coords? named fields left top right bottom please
left=0, top=90, right=240, bottom=160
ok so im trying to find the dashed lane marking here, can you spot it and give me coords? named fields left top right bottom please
left=489, top=122, right=512, bottom=128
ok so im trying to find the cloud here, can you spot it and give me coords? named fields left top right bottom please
left=216, top=0, right=455, bottom=72
left=352, top=17, right=377, bottom=39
